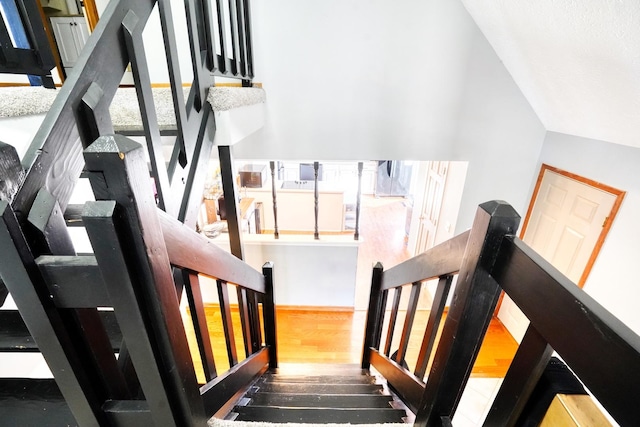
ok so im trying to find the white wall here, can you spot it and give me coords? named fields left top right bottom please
left=234, top=0, right=546, bottom=232
left=449, top=27, right=547, bottom=232
left=537, top=132, right=640, bottom=336
left=234, top=0, right=476, bottom=161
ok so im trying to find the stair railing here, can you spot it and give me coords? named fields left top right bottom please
left=362, top=200, right=640, bottom=426
left=251, top=160, right=364, bottom=240
left=0, top=0, right=57, bottom=87
left=1, top=135, right=277, bottom=425
left=0, top=0, right=258, bottom=424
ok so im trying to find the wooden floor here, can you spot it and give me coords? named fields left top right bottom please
left=183, top=306, right=518, bottom=384
left=184, top=195, right=518, bottom=383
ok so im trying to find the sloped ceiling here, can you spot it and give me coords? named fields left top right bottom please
left=461, top=0, right=640, bottom=148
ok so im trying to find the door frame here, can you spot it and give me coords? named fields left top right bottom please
left=520, top=164, right=625, bottom=288
left=496, top=164, right=625, bottom=316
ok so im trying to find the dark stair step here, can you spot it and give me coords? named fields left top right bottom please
left=247, top=392, right=394, bottom=408
left=271, top=363, right=368, bottom=376
left=0, top=378, right=77, bottom=426
left=256, top=382, right=383, bottom=394
left=233, top=406, right=406, bottom=424
left=262, top=373, right=376, bottom=384
left=0, top=310, right=122, bottom=352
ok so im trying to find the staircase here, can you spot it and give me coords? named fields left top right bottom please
left=226, top=364, right=409, bottom=424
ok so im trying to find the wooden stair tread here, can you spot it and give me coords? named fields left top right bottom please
left=271, top=363, right=367, bottom=376
left=0, top=310, right=122, bottom=352
left=233, top=406, right=406, bottom=424
left=256, top=382, right=384, bottom=394
left=0, top=378, right=76, bottom=425
left=247, top=392, right=394, bottom=408
left=262, top=373, right=376, bottom=384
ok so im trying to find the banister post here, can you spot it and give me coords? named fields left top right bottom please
left=314, top=161, right=319, bottom=240
left=83, top=134, right=206, bottom=426
left=354, top=161, right=363, bottom=240
left=262, top=262, right=278, bottom=369
left=270, top=161, right=279, bottom=239
left=362, top=262, right=384, bottom=369
left=414, top=200, right=520, bottom=426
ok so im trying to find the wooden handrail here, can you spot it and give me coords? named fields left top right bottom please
left=485, top=236, right=640, bottom=426
left=381, top=229, right=469, bottom=290
left=159, top=210, right=265, bottom=294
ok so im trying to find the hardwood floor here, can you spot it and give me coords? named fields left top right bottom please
left=183, top=306, right=518, bottom=384
left=183, top=195, right=518, bottom=384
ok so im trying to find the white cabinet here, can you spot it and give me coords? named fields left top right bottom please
left=50, top=16, right=89, bottom=72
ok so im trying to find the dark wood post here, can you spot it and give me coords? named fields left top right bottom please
left=263, top=262, right=278, bottom=369
left=314, top=161, right=319, bottom=240
left=355, top=161, right=363, bottom=240
left=83, top=135, right=206, bottom=426
left=414, top=200, right=520, bottom=426
left=270, top=161, right=279, bottom=239
left=362, top=262, right=384, bottom=369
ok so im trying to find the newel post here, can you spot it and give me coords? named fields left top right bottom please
left=262, top=262, right=278, bottom=369
left=362, top=262, right=385, bottom=369
left=414, top=200, right=520, bottom=426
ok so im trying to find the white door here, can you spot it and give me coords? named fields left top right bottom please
left=498, top=168, right=619, bottom=341
left=50, top=17, right=89, bottom=68
left=415, top=161, right=447, bottom=254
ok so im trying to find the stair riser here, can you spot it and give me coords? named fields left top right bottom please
left=257, top=383, right=384, bottom=394
left=234, top=406, right=406, bottom=424
left=247, top=392, right=393, bottom=408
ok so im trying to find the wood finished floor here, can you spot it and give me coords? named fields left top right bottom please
left=183, top=195, right=517, bottom=383
left=183, top=306, right=518, bottom=384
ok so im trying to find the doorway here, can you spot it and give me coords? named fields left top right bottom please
left=498, top=164, right=625, bottom=341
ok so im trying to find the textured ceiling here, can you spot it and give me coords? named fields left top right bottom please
left=461, top=0, right=640, bottom=148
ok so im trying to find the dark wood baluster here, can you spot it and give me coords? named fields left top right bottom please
left=270, top=161, right=279, bottom=239
left=237, top=287, right=253, bottom=357
left=227, top=0, right=240, bottom=75
left=355, top=161, right=363, bottom=240
left=241, top=0, right=254, bottom=79
left=217, top=280, right=239, bottom=367
left=483, top=325, right=553, bottom=426
left=384, top=287, right=403, bottom=357
left=183, top=0, right=208, bottom=111
left=202, top=0, right=218, bottom=72
left=248, top=292, right=262, bottom=352
left=219, top=145, right=244, bottom=259
left=395, top=281, right=421, bottom=365
left=234, top=0, right=247, bottom=77
left=214, top=0, right=230, bottom=74
left=314, top=161, right=319, bottom=240
left=156, top=0, right=189, bottom=168
left=415, top=275, right=453, bottom=379
left=122, top=11, right=173, bottom=216
left=182, top=270, right=217, bottom=381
